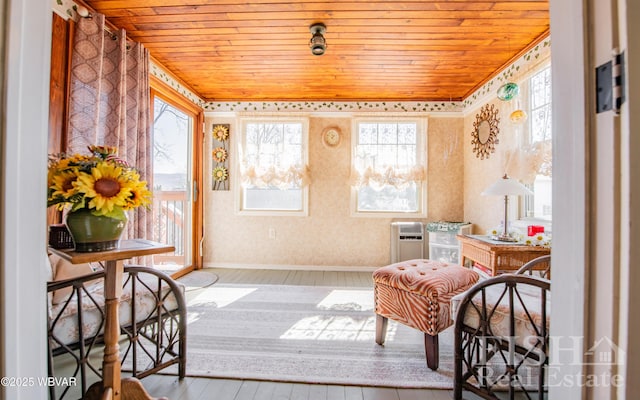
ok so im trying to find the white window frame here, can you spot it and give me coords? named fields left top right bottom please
left=350, top=116, right=428, bottom=218
left=235, top=116, right=309, bottom=216
left=518, top=64, right=553, bottom=225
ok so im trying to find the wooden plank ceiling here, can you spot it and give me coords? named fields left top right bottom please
left=83, top=0, right=550, bottom=102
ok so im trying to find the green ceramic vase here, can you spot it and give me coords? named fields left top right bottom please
left=65, top=208, right=127, bottom=252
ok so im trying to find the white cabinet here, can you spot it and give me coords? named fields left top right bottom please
left=426, top=222, right=472, bottom=264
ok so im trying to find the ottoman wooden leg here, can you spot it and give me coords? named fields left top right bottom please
left=425, top=333, right=439, bottom=370
left=375, top=315, right=388, bottom=345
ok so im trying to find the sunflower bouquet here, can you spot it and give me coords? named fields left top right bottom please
left=47, top=145, right=152, bottom=220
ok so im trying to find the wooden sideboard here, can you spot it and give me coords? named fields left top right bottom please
left=457, top=234, right=551, bottom=276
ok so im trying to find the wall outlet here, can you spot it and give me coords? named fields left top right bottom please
left=268, top=228, right=276, bottom=240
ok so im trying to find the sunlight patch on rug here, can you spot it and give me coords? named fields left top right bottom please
left=188, top=286, right=257, bottom=308
left=281, top=289, right=395, bottom=342
left=317, top=289, right=375, bottom=311
left=281, top=315, right=380, bottom=341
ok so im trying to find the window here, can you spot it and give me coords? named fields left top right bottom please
left=237, top=117, right=309, bottom=215
left=522, top=66, right=552, bottom=220
left=351, top=118, right=427, bottom=216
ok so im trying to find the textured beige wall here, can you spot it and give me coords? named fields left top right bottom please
left=463, top=100, right=524, bottom=234
left=203, top=115, right=464, bottom=268
left=427, top=117, right=466, bottom=222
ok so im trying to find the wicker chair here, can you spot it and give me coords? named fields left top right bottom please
left=47, top=265, right=187, bottom=400
left=453, top=255, right=550, bottom=400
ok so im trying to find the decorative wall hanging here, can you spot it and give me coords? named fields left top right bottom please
left=496, top=82, right=519, bottom=101
left=321, top=126, right=341, bottom=148
left=509, top=98, right=527, bottom=125
left=471, top=104, right=500, bottom=160
left=211, top=124, right=230, bottom=190
left=509, top=109, right=528, bottom=124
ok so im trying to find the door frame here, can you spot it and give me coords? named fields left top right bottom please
left=2, top=0, right=52, bottom=397
left=150, top=75, right=204, bottom=275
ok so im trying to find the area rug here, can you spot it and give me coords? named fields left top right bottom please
left=181, top=283, right=455, bottom=388
left=176, top=270, right=219, bottom=291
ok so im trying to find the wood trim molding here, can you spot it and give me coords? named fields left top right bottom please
left=192, top=110, right=205, bottom=269
left=150, top=77, right=205, bottom=269
left=150, top=74, right=203, bottom=115
left=48, top=12, right=70, bottom=154
left=48, top=12, right=73, bottom=225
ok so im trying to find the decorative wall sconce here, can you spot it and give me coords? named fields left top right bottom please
left=309, top=23, right=327, bottom=56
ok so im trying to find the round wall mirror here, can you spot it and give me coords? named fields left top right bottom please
left=471, top=104, right=500, bottom=159
left=477, top=120, right=491, bottom=144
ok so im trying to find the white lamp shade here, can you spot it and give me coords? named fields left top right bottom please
left=482, top=174, right=533, bottom=196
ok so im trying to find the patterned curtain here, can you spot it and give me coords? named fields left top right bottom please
left=66, top=13, right=153, bottom=243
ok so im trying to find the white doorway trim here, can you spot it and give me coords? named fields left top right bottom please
left=1, top=0, right=52, bottom=398
left=549, top=0, right=589, bottom=399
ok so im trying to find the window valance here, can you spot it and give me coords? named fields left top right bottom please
left=240, top=164, right=311, bottom=190
left=350, top=165, right=426, bottom=191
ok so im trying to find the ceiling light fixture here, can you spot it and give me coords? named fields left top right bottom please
left=309, top=23, right=327, bottom=56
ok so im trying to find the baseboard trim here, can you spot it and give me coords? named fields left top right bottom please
left=204, top=262, right=379, bottom=273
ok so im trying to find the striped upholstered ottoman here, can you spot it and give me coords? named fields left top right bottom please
left=373, top=259, right=479, bottom=370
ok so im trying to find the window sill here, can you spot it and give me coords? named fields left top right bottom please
left=237, top=209, right=308, bottom=217
left=350, top=210, right=427, bottom=219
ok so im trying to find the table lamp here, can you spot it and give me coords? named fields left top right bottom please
left=482, top=174, right=533, bottom=242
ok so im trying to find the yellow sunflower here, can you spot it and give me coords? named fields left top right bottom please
left=124, top=178, right=152, bottom=210
left=75, top=162, right=133, bottom=217
left=50, top=170, right=79, bottom=198
left=48, top=155, right=88, bottom=179
left=212, top=125, right=229, bottom=141
left=88, top=145, right=117, bottom=158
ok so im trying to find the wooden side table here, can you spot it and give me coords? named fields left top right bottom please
left=456, top=234, right=550, bottom=276
left=49, top=239, right=175, bottom=400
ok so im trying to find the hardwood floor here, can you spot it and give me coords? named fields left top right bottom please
left=141, top=374, right=457, bottom=400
